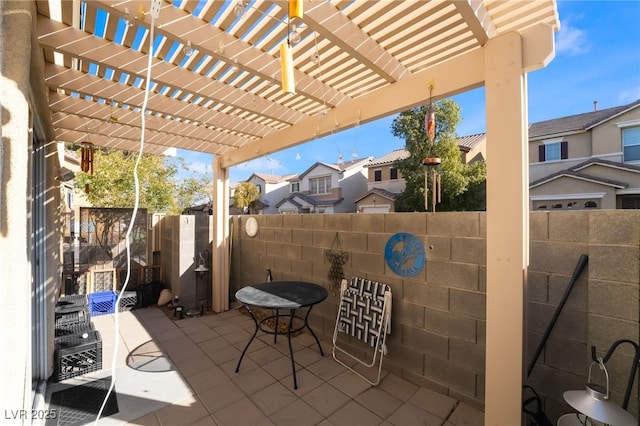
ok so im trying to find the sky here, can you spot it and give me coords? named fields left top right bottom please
left=175, top=1, right=640, bottom=184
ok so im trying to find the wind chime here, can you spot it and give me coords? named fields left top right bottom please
left=422, top=81, right=441, bottom=212
left=280, top=0, right=303, bottom=93
left=80, top=140, right=94, bottom=194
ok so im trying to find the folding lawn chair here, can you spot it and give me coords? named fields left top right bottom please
left=332, top=277, right=392, bottom=386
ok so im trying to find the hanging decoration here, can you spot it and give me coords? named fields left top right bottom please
left=289, top=0, right=303, bottom=20
left=422, top=80, right=441, bottom=212
left=280, top=0, right=303, bottom=93
left=280, top=42, right=295, bottom=93
left=325, top=232, right=349, bottom=296
left=425, top=84, right=435, bottom=143
left=80, top=141, right=94, bottom=194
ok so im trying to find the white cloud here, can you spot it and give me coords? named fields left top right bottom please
left=617, top=86, right=640, bottom=103
left=556, top=17, right=590, bottom=56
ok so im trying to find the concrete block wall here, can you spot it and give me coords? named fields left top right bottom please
left=228, top=210, right=640, bottom=421
left=160, top=215, right=213, bottom=309
left=230, top=212, right=487, bottom=409
left=528, top=210, right=640, bottom=422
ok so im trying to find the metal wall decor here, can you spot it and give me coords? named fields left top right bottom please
left=326, top=232, right=349, bottom=295
left=384, top=233, right=426, bottom=277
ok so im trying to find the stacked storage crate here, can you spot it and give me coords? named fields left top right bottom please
left=53, top=290, right=137, bottom=381
left=53, top=295, right=102, bottom=382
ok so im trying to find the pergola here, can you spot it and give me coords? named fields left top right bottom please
left=29, top=0, right=560, bottom=423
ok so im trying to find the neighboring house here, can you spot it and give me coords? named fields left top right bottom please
left=529, top=100, right=640, bottom=210
left=275, top=158, right=372, bottom=214
left=355, top=134, right=487, bottom=213
left=244, top=172, right=298, bottom=214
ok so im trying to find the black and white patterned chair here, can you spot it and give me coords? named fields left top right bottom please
left=332, top=277, right=392, bottom=385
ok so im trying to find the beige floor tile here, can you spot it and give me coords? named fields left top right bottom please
left=175, top=353, right=218, bottom=378
left=282, top=369, right=323, bottom=396
left=354, top=387, right=404, bottom=420
left=386, top=402, right=443, bottom=426
left=249, top=382, right=298, bottom=416
left=128, top=411, right=161, bottom=425
left=212, top=398, right=275, bottom=426
left=207, top=344, right=242, bottom=365
left=263, top=356, right=303, bottom=380
left=198, top=379, right=246, bottom=413
left=446, top=402, right=484, bottom=426
left=291, top=347, right=324, bottom=367
left=378, top=374, right=419, bottom=402
left=154, top=396, right=211, bottom=426
left=305, top=357, right=347, bottom=381
left=408, top=386, right=457, bottom=418
left=187, top=365, right=230, bottom=394
left=249, top=345, right=287, bottom=365
left=326, top=400, right=384, bottom=426
left=231, top=364, right=277, bottom=395
left=328, top=370, right=372, bottom=398
left=269, top=399, right=324, bottom=426
left=301, top=382, right=351, bottom=417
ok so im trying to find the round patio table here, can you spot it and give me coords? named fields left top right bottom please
left=234, top=281, right=328, bottom=389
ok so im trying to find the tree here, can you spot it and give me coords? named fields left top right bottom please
left=74, top=149, right=210, bottom=214
left=233, top=182, right=260, bottom=214
left=391, top=99, right=486, bottom=212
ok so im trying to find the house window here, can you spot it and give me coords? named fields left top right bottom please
left=256, top=184, right=262, bottom=193
left=390, top=168, right=398, bottom=180
left=291, top=182, right=299, bottom=192
left=538, top=141, right=568, bottom=162
left=623, top=127, right=640, bottom=161
left=309, top=176, right=331, bottom=194
left=374, top=170, right=382, bottom=182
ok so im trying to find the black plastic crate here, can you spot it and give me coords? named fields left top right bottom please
left=54, top=330, right=102, bottom=382
left=55, top=308, right=90, bottom=327
left=54, top=321, right=95, bottom=339
left=55, top=294, right=88, bottom=313
left=118, top=291, right=138, bottom=311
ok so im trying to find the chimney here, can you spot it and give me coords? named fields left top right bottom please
left=593, top=101, right=598, bottom=111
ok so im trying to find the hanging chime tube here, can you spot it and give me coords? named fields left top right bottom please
left=289, top=0, right=303, bottom=19
left=280, top=42, right=295, bottom=93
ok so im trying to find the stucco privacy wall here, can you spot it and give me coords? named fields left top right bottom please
left=228, top=211, right=640, bottom=420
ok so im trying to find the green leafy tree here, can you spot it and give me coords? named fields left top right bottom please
left=75, top=149, right=210, bottom=214
left=233, top=182, right=260, bottom=214
left=392, top=99, right=486, bottom=212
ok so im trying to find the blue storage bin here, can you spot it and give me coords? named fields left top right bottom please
left=88, top=291, right=117, bottom=316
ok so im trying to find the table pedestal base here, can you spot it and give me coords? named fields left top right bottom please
left=235, top=306, right=324, bottom=389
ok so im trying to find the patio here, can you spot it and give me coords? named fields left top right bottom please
left=44, top=307, right=483, bottom=426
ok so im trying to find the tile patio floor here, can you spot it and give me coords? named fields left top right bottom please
left=46, top=306, right=484, bottom=426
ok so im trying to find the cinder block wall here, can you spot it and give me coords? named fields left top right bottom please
left=228, top=211, right=640, bottom=421
left=528, top=210, right=640, bottom=421
left=161, top=215, right=213, bottom=308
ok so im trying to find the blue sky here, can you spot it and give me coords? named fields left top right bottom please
left=176, top=1, right=640, bottom=183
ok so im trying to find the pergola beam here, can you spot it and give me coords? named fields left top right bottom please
left=220, top=47, right=485, bottom=168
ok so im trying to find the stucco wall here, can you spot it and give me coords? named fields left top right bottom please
left=228, top=211, right=640, bottom=422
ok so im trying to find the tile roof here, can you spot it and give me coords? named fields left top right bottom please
left=529, top=158, right=640, bottom=189
left=275, top=192, right=343, bottom=208
left=354, top=187, right=399, bottom=203
left=529, top=99, right=640, bottom=139
left=248, top=172, right=298, bottom=183
left=457, top=133, right=487, bottom=152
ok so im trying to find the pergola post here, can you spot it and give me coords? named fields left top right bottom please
left=211, top=155, right=230, bottom=313
left=484, top=31, right=529, bottom=425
